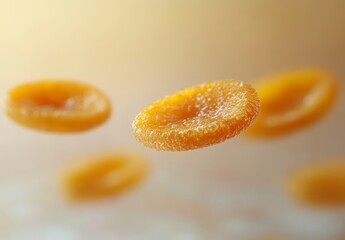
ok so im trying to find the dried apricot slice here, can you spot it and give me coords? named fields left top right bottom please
left=288, top=160, right=345, bottom=207
left=132, top=80, right=260, bottom=151
left=61, top=152, right=148, bottom=201
left=246, top=69, right=339, bottom=138
left=5, top=80, right=111, bottom=133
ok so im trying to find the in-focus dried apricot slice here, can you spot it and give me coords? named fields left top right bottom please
left=288, top=160, right=345, bottom=207
left=246, top=69, right=339, bottom=138
left=132, top=80, right=260, bottom=151
left=5, top=80, right=111, bottom=133
left=61, top=152, right=148, bottom=201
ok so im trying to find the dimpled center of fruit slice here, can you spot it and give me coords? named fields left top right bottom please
left=147, top=81, right=245, bottom=129
left=63, top=153, right=148, bottom=201
left=75, top=158, right=127, bottom=195
left=133, top=80, right=259, bottom=151
left=11, top=81, right=88, bottom=111
left=262, top=79, right=319, bottom=116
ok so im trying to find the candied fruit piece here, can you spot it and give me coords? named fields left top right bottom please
left=288, top=160, right=345, bottom=207
left=61, top=152, right=148, bottom=201
left=132, top=80, right=260, bottom=151
left=246, top=69, right=339, bottom=138
left=5, top=80, right=111, bottom=133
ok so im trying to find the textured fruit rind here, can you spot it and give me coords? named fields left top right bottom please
left=133, top=80, right=260, bottom=151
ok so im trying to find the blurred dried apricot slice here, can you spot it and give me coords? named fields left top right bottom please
left=246, top=69, right=338, bottom=138
left=5, top=80, right=111, bottom=133
left=61, top=152, right=148, bottom=201
left=132, top=80, right=260, bottom=151
left=288, top=160, right=345, bottom=207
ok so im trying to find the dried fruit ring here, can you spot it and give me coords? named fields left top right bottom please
left=5, top=80, right=111, bottom=133
left=246, top=69, right=339, bottom=138
left=133, top=80, right=260, bottom=151
left=61, top=152, right=148, bottom=201
left=288, top=160, right=345, bottom=207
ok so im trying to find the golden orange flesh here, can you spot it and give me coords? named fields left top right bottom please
left=132, top=80, right=260, bottom=151
left=289, top=161, right=345, bottom=207
left=246, top=69, right=339, bottom=138
left=62, top=152, right=148, bottom=201
left=5, top=80, right=111, bottom=133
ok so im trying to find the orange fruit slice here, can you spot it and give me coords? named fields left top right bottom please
left=61, top=152, right=148, bottom=201
left=288, top=160, right=345, bottom=207
left=132, top=80, right=260, bottom=151
left=5, top=80, right=111, bottom=133
left=246, top=69, right=339, bottom=138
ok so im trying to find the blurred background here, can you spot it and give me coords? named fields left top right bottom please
left=0, top=0, right=345, bottom=239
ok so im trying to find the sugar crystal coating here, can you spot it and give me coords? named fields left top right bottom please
left=132, top=80, right=260, bottom=151
left=5, top=80, right=111, bottom=133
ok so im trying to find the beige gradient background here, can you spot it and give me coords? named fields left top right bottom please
left=0, top=0, right=345, bottom=239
